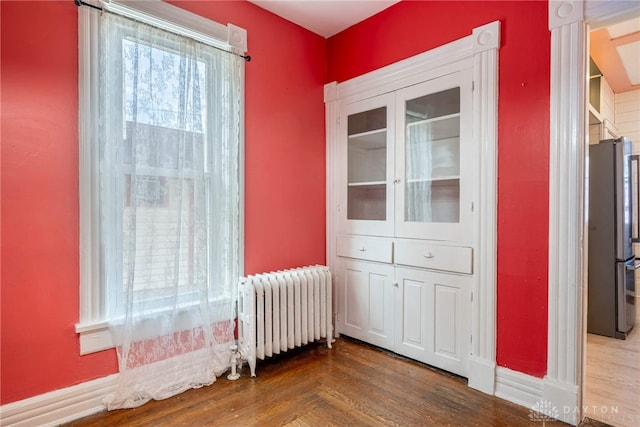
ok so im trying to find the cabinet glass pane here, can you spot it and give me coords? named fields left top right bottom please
left=347, top=107, right=387, bottom=221
left=404, top=88, right=460, bottom=223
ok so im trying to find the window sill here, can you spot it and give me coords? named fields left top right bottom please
left=75, top=321, right=115, bottom=355
left=76, top=297, right=235, bottom=355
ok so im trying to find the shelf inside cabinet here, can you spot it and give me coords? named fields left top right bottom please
left=348, top=181, right=386, bottom=187
left=348, top=184, right=386, bottom=221
left=407, top=176, right=459, bottom=183
left=405, top=133, right=460, bottom=180
left=405, top=178, right=460, bottom=223
left=406, top=114, right=460, bottom=142
left=348, top=128, right=387, bottom=150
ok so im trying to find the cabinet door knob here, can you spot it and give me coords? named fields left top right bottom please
left=393, top=178, right=401, bottom=184
left=359, top=246, right=367, bottom=252
left=393, top=281, right=399, bottom=287
left=423, top=252, right=435, bottom=259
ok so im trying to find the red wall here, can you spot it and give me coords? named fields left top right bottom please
left=1, top=0, right=550, bottom=407
left=327, top=0, right=550, bottom=377
left=0, top=0, right=326, bottom=404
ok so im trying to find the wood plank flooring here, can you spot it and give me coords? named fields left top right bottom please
left=65, top=338, right=572, bottom=427
left=585, top=299, right=640, bottom=427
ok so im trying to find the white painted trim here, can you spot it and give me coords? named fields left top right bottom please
left=0, top=374, right=118, bottom=427
left=547, top=10, right=586, bottom=425
left=547, top=1, right=640, bottom=426
left=0, top=341, right=238, bottom=426
left=325, top=20, right=500, bottom=395
left=472, top=20, right=501, bottom=53
left=468, top=21, right=499, bottom=395
left=468, top=356, right=496, bottom=394
left=324, top=81, right=339, bottom=338
left=76, top=322, right=114, bottom=355
left=548, top=1, right=584, bottom=30
left=495, top=367, right=543, bottom=410
left=102, top=0, right=247, bottom=53
left=543, top=377, right=581, bottom=425
left=78, top=5, right=104, bottom=355
left=334, top=35, right=473, bottom=104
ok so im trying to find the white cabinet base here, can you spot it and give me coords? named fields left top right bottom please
left=395, top=267, right=470, bottom=377
left=338, top=259, right=395, bottom=350
left=337, top=259, right=471, bottom=378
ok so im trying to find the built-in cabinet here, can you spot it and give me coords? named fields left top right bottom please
left=326, top=20, right=500, bottom=391
left=332, top=66, right=474, bottom=378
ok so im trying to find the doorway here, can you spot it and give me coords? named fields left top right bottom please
left=547, top=1, right=640, bottom=425
left=584, top=15, right=640, bottom=427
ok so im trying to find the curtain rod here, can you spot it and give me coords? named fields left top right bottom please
left=73, top=0, right=251, bottom=62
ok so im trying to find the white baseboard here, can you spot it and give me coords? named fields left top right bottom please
left=494, top=367, right=580, bottom=425
left=543, top=376, right=580, bottom=426
left=1, top=346, right=234, bottom=426
left=495, top=366, right=544, bottom=410
left=467, top=356, right=496, bottom=394
left=0, top=374, right=118, bottom=427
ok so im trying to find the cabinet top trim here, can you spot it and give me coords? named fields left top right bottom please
left=324, top=21, right=500, bottom=104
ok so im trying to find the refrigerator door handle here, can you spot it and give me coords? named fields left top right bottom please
left=625, top=262, right=640, bottom=271
left=631, top=154, right=640, bottom=243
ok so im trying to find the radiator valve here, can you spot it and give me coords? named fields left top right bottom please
left=227, top=344, right=241, bottom=381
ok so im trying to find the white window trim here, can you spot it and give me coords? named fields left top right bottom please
left=102, top=0, right=246, bottom=53
left=76, top=0, right=246, bottom=355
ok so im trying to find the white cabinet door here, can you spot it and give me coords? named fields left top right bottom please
left=394, top=70, right=473, bottom=242
left=338, top=93, right=396, bottom=237
left=337, top=258, right=395, bottom=350
left=394, top=267, right=471, bottom=377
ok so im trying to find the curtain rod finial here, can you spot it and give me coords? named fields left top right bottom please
left=74, top=0, right=103, bottom=11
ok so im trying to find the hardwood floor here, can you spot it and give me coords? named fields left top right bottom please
left=65, top=338, right=571, bottom=427
left=585, top=298, right=640, bottom=427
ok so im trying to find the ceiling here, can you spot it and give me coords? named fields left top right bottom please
left=590, top=16, right=640, bottom=93
left=248, top=0, right=400, bottom=38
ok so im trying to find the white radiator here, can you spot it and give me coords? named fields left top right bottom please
left=237, top=265, right=333, bottom=377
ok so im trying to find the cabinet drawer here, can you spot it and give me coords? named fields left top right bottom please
left=337, top=236, right=393, bottom=263
left=395, top=241, right=472, bottom=274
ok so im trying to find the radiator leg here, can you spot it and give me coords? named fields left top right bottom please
left=248, top=356, right=256, bottom=378
left=227, top=344, right=241, bottom=381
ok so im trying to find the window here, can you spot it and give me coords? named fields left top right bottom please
left=76, top=1, right=246, bottom=355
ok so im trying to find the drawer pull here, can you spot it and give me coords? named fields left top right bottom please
left=423, top=252, right=435, bottom=259
left=359, top=247, right=367, bottom=252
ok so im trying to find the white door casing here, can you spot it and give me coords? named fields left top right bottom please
left=547, top=1, right=640, bottom=425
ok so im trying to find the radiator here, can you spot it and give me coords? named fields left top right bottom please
left=237, top=265, right=333, bottom=377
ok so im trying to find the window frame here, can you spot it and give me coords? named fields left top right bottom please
left=76, top=0, right=246, bottom=355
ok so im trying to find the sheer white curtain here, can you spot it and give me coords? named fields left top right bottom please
left=97, top=11, right=242, bottom=409
left=406, top=123, right=433, bottom=222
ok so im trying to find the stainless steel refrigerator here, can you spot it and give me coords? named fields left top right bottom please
left=588, top=137, right=638, bottom=339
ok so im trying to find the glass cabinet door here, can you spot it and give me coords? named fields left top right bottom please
left=395, top=71, right=472, bottom=242
left=347, top=107, right=387, bottom=220
left=340, top=94, right=395, bottom=236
